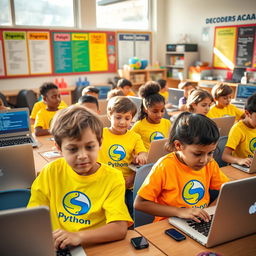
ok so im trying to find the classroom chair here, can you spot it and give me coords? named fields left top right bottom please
left=16, top=89, right=37, bottom=113
left=213, top=136, right=228, bottom=168
left=0, top=189, right=31, bottom=211
left=133, top=163, right=154, bottom=228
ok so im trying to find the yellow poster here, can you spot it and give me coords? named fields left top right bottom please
left=213, top=27, right=236, bottom=69
left=89, top=33, right=108, bottom=71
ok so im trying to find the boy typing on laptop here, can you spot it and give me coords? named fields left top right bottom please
left=28, top=105, right=132, bottom=250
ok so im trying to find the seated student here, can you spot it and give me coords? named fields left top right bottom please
left=28, top=105, right=132, bottom=249
left=34, top=83, right=65, bottom=136
left=178, top=81, right=196, bottom=111
left=97, top=96, right=147, bottom=217
left=186, top=89, right=214, bottom=115
left=0, top=98, right=8, bottom=110
left=222, top=93, right=256, bottom=167
left=82, top=85, right=100, bottom=99
left=157, top=79, right=168, bottom=102
left=207, top=83, right=244, bottom=121
left=78, top=95, right=100, bottom=114
left=117, top=78, right=135, bottom=96
left=134, top=112, right=229, bottom=223
left=107, top=88, right=124, bottom=100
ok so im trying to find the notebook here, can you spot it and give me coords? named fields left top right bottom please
left=169, top=176, right=256, bottom=248
left=231, top=84, right=256, bottom=108
left=231, top=151, right=256, bottom=174
left=0, top=107, right=38, bottom=147
left=166, top=88, right=184, bottom=112
left=0, top=144, right=36, bottom=191
left=129, top=138, right=169, bottom=171
left=211, top=116, right=235, bottom=136
left=0, top=206, right=86, bottom=256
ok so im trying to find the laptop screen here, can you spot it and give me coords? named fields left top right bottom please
left=236, top=84, right=256, bottom=100
left=0, top=110, right=29, bottom=135
left=232, top=67, right=246, bottom=83
left=168, top=88, right=184, bottom=106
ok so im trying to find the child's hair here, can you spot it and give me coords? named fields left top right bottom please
left=50, top=105, right=103, bottom=148
left=186, top=89, right=214, bottom=112
left=157, top=79, right=167, bottom=90
left=166, top=112, right=219, bottom=152
left=78, top=95, right=99, bottom=110
left=107, top=96, right=137, bottom=117
left=107, top=88, right=124, bottom=100
left=138, top=81, right=165, bottom=120
left=178, top=81, right=195, bottom=90
left=245, top=93, right=256, bottom=113
left=211, top=83, right=233, bottom=100
left=82, top=86, right=100, bottom=96
left=39, top=82, right=58, bottom=97
left=117, top=78, right=132, bottom=88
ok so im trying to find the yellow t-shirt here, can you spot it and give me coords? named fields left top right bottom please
left=126, top=91, right=135, bottom=96
left=159, top=91, right=169, bottom=102
left=131, top=118, right=171, bottom=151
left=97, top=128, right=146, bottom=178
left=226, top=120, right=256, bottom=159
left=27, top=158, right=133, bottom=231
left=30, top=100, right=67, bottom=119
left=206, top=104, right=244, bottom=121
left=34, top=108, right=59, bottom=130
left=138, top=152, right=229, bottom=222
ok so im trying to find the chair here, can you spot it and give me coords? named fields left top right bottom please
left=133, top=163, right=155, bottom=227
left=16, top=90, right=37, bottom=113
left=71, top=85, right=86, bottom=104
left=213, top=136, right=228, bottom=168
left=0, top=189, right=31, bottom=211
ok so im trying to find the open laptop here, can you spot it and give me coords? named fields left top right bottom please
left=225, top=67, right=246, bottom=83
left=0, top=107, right=38, bottom=147
left=231, top=151, right=256, bottom=174
left=127, top=96, right=142, bottom=122
left=169, top=176, right=256, bottom=248
left=211, top=116, right=235, bottom=136
left=231, top=84, right=256, bottom=108
left=166, top=88, right=184, bottom=112
left=0, top=206, right=86, bottom=256
left=0, top=143, right=36, bottom=191
left=129, top=138, right=169, bottom=171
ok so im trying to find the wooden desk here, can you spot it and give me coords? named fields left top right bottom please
left=135, top=219, right=256, bottom=256
left=221, top=165, right=256, bottom=180
left=85, top=230, right=166, bottom=256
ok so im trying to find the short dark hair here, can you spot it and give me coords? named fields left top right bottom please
left=157, top=79, right=167, bottom=89
left=39, top=82, right=58, bottom=96
left=117, top=78, right=132, bottom=88
left=211, top=83, right=233, bottom=100
left=78, top=95, right=99, bottom=110
left=245, top=93, right=256, bottom=113
left=82, top=86, right=100, bottom=96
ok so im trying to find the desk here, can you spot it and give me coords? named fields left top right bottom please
left=221, top=165, right=256, bottom=180
left=85, top=230, right=166, bottom=256
left=135, top=219, right=256, bottom=256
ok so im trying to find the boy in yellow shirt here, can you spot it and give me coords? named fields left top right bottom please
left=28, top=105, right=132, bottom=250
left=222, top=93, right=256, bottom=167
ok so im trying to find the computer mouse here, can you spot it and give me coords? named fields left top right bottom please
left=197, top=252, right=222, bottom=256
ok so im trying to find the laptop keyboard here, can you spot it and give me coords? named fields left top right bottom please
left=186, top=215, right=213, bottom=237
left=0, top=137, right=33, bottom=147
left=56, top=248, right=72, bottom=256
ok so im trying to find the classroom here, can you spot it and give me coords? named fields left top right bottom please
left=0, top=0, right=256, bottom=256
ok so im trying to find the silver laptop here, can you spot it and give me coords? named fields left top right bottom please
left=212, top=116, right=235, bottom=137
left=127, top=96, right=142, bottom=122
left=0, top=206, right=86, bottom=256
left=0, top=144, right=36, bottom=191
left=231, top=84, right=256, bottom=108
left=0, top=107, right=38, bottom=147
left=169, top=177, right=256, bottom=248
left=231, top=151, right=256, bottom=174
left=166, top=88, right=184, bottom=112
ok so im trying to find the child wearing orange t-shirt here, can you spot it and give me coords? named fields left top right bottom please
left=134, top=112, right=229, bottom=223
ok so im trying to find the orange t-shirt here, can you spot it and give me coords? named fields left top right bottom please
left=138, top=152, right=229, bottom=222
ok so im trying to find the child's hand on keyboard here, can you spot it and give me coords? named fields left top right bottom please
left=177, top=208, right=211, bottom=223
left=53, top=229, right=81, bottom=250
left=237, top=157, right=252, bottom=167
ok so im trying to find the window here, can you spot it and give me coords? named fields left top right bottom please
left=0, top=0, right=12, bottom=25
left=96, top=0, right=149, bottom=30
left=0, top=0, right=76, bottom=27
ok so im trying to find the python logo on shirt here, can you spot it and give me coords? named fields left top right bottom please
left=182, top=180, right=205, bottom=205
left=150, top=131, right=164, bottom=142
left=249, top=137, right=256, bottom=154
left=108, top=144, right=126, bottom=161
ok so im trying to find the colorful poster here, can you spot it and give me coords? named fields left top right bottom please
left=0, top=40, right=5, bottom=76
left=53, top=32, right=72, bottom=73
left=118, top=34, right=135, bottom=69
left=27, top=32, right=52, bottom=74
left=213, top=27, right=237, bottom=69
left=135, top=34, right=151, bottom=62
left=89, top=33, right=108, bottom=71
left=71, top=33, right=89, bottom=72
left=3, top=31, right=29, bottom=75
left=106, top=32, right=116, bottom=72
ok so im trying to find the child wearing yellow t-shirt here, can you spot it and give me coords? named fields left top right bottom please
left=97, top=96, right=147, bottom=216
left=117, top=78, right=135, bottom=96
left=134, top=112, right=229, bottom=223
left=207, top=83, right=244, bottom=121
left=28, top=106, right=132, bottom=250
left=157, top=79, right=168, bottom=102
left=131, top=81, right=171, bottom=151
left=222, top=93, right=256, bottom=167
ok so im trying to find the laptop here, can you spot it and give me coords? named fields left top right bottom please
left=0, top=206, right=86, bottom=256
left=211, top=116, right=235, bottom=136
left=129, top=138, right=169, bottom=171
left=231, top=151, right=256, bottom=174
left=0, top=107, right=38, bottom=147
left=127, top=96, right=142, bottom=122
left=231, top=84, right=256, bottom=108
left=166, top=88, right=184, bottom=112
left=0, top=144, right=36, bottom=191
left=169, top=176, right=256, bottom=248
left=225, top=67, right=246, bottom=83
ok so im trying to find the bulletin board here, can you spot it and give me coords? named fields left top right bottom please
left=213, top=24, right=256, bottom=70
left=0, top=28, right=117, bottom=79
left=117, top=31, right=152, bottom=69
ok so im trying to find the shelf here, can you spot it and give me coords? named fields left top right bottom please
left=166, top=65, right=184, bottom=68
